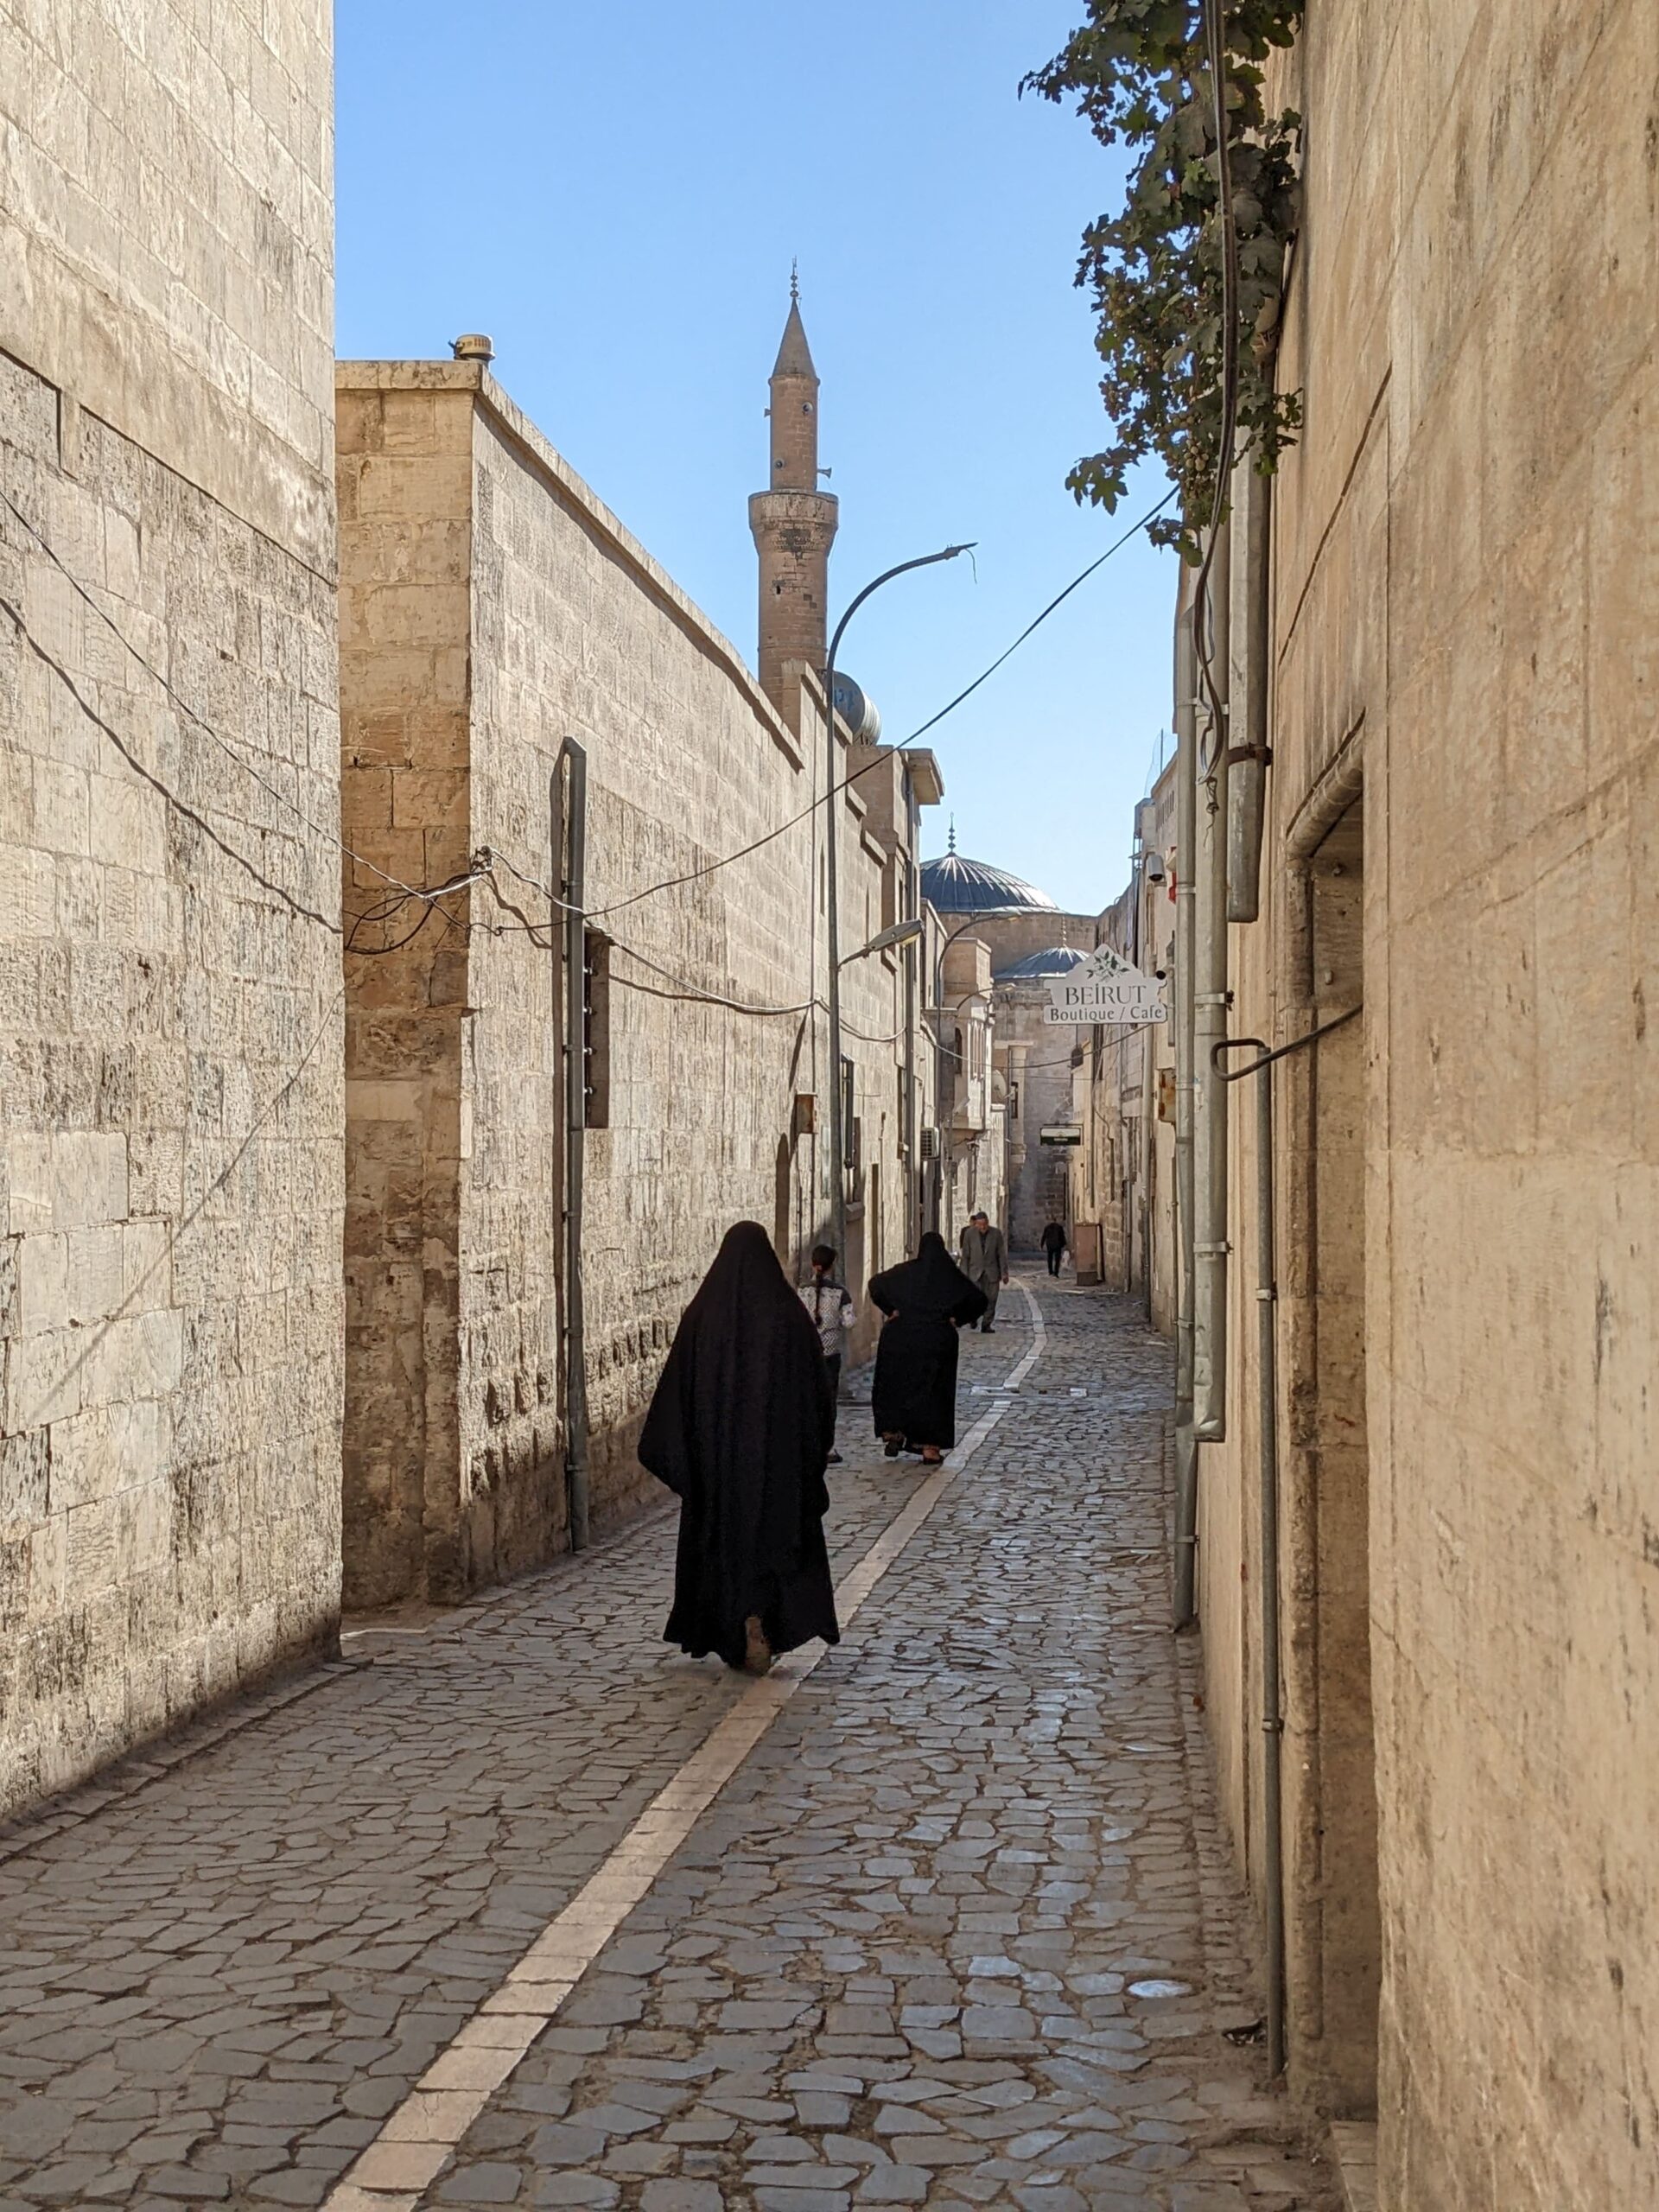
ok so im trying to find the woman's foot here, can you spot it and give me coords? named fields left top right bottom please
left=742, top=1614, right=773, bottom=1676
left=921, top=1447, right=944, bottom=1465
left=827, top=1449, right=843, bottom=1465
left=882, top=1434, right=904, bottom=1459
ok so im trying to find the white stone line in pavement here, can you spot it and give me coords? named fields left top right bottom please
left=322, top=1277, right=1047, bottom=2211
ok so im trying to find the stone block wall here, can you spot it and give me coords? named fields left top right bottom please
left=338, top=364, right=931, bottom=1605
left=1179, top=1, right=1659, bottom=2199
left=0, top=0, right=340, bottom=1817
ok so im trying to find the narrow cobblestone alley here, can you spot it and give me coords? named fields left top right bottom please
left=0, top=1279, right=1332, bottom=2212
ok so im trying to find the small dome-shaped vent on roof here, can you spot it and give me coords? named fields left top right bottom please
left=994, top=944, right=1090, bottom=981
left=920, top=851, right=1058, bottom=915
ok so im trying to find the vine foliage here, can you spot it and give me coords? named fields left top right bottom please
left=1026, top=2, right=1306, bottom=558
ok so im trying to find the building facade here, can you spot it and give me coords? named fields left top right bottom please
left=1074, top=6, right=1659, bottom=2204
left=1069, top=773, right=1178, bottom=1321
left=920, top=846, right=1094, bottom=1249
left=336, top=311, right=944, bottom=1608
left=0, top=0, right=342, bottom=1817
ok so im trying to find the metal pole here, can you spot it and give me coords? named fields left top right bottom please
left=824, top=660, right=845, bottom=1266
left=1228, top=464, right=1273, bottom=923
left=553, top=740, right=590, bottom=1553
left=1193, top=513, right=1232, bottom=1440
left=1213, top=1014, right=1358, bottom=2079
left=1173, top=567, right=1200, bottom=1626
left=823, top=544, right=973, bottom=1268
left=1255, top=1046, right=1285, bottom=2075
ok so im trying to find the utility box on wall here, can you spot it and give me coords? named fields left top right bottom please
left=1073, top=1222, right=1104, bottom=1286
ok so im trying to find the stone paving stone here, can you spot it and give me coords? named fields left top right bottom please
left=0, top=1439, right=926, bottom=2205
left=0, top=1281, right=1337, bottom=2210
left=416, top=1283, right=1337, bottom=2210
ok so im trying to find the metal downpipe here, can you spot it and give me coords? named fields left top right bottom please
left=1213, top=1007, right=1361, bottom=2078
left=1252, top=1046, right=1286, bottom=2078
left=552, top=739, right=591, bottom=1553
left=1193, top=516, right=1232, bottom=1443
left=1213, top=1032, right=1294, bottom=2080
left=1172, top=568, right=1200, bottom=1628
left=1228, top=465, right=1272, bottom=925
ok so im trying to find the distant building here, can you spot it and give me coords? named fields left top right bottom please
left=920, top=838, right=1095, bottom=1246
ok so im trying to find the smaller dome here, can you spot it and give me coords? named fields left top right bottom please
left=920, top=851, right=1058, bottom=915
left=994, top=944, right=1090, bottom=981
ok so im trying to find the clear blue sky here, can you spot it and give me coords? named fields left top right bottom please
left=335, top=2, right=1178, bottom=917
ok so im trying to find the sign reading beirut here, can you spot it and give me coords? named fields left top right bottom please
left=1045, top=944, right=1169, bottom=1027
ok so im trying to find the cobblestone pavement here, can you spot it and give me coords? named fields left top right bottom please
left=0, top=1277, right=1334, bottom=2211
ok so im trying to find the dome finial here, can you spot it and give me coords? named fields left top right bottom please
left=948, top=817, right=957, bottom=855
left=790, top=257, right=798, bottom=305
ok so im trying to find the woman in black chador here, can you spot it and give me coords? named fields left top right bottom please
left=639, top=1222, right=840, bottom=1676
left=868, top=1230, right=988, bottom=1465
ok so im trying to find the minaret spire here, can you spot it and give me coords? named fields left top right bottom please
left=748, top=274, right=839, bottom=720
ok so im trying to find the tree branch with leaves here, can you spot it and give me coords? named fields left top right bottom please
left=1025, top=1, right=1305, bottom=560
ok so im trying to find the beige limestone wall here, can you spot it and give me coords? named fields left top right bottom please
left=0, top=0, right=340, bottom=1815
left=1179, top=2, right=1659, bottom=2200
left=338, top=364, right=928, bottom=1601
left=336, top=373, right=472, bottom=1607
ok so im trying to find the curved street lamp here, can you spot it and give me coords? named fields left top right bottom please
left=823, top=544, right=974, bottom=1268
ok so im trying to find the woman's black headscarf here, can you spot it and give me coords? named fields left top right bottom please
left=639, top=1222, right=839, bottom=1667
left=867, top=1230, right=988, bottom=1448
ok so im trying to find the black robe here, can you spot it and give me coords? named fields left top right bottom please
left=639, top=1221, right=840, bottom=1669
left=868, top=1231, right=988, bottom=1449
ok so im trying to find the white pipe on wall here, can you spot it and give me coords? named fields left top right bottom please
left=1193, top=517, right=1232, bottom=1442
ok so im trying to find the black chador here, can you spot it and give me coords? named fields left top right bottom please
left=639, top=1222, right=840, bottom=1671
left=868, top=1230, right=988, bottom=1452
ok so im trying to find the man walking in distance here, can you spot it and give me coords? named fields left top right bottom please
left=958, top=1211, right=1009, bottom=1333
left=1039, top=1219, right=1068, bottom=1278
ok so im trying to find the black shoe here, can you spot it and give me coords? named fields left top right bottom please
left=827, top=1450, right=843, bottom=1465
left=883, top=1438, right=903, bottom=1459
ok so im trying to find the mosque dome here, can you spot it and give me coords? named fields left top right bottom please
left=993, top=944, right=1090, bottom=982
left=920, top=844, right=1058, bottom=916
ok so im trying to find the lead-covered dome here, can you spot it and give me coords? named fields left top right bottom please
left=994, top=944, right=1089, bottom=981
left=920, top=850, right=1058, bottom=916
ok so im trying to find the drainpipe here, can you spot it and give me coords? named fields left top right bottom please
left=1192, top=516, right=1232, bottom=1441
left=1214, top=1005, right=1360, bottom=2079
left=1140, top=854, right=1158, bottom=1326
left=1214, top=1031, right=1285, bottom=2077
left=551, top=739, right=590, bottom=1553
left=1228, top=467, right=1273, bottom=924
left=1172, top=566, right=1200, bottom=1627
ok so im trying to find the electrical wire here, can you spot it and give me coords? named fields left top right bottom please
left=4, top=473, right=1174, bottom=972
left=486, top=489, right=1177, bottom=929
left=0, top=485, right=456, bottom=918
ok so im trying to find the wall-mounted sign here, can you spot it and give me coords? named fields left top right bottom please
left=1045, top=942, right=1168, bottom=1026
left=1039, top=1124, right=1082, bottom=1147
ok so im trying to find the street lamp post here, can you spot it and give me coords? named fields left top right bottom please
left=823, top=545, right=972, bottom=1269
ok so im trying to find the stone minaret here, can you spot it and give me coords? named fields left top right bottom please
left=748, top=274, right=838, bottom=713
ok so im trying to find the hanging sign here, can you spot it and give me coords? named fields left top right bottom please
left=1045, top=943, right=1169, bottom=1027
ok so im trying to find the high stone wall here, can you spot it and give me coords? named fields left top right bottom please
left=0, top=0, right=340, bottom=1816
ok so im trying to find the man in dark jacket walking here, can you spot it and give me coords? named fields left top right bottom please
left=958, top=1211, right=1009, bottom=1332
left=1040, top=1220, right=1068, bottom=1277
